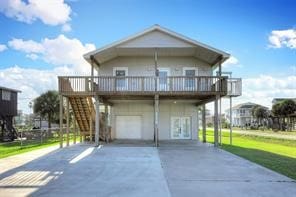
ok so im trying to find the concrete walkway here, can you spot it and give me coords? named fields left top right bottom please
left=0, top=142, right=295, bottom=197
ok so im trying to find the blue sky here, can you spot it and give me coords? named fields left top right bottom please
left=0, top=0, right=295, bottom=113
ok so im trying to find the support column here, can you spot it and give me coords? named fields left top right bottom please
left=214, top=95, right=219, bottom=147
left=214, top=59, right=222, bottom=147
left=202, top=104, right=206, bottom=143
left=104, top=104, right=108, bottom=143
left=95, top=96, right=100, bottom=146
left=154, top=95, right=159, bottom=147
left=91, top=58, right=94, bottom=92
left=230, top=96, right=233, bottom=145
left=66, top=97, right=70, bottom=146
left=59, top=95, right=63, bottom=148
left=79, top=128, right=82, bottom=143
left=73, top=117, right=76, bottom=145
left=219, top=97, right=222, bottom=145
left=89, top=109, right=93, bottom=142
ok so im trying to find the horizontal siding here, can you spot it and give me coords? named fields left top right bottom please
left=99, top=56, right=212, bottom=76
left=110, top=100, right=198, bottom=140
left=0, top=90, right=18, bottom=116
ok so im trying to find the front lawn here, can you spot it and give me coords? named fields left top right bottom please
left=0, top=133, right=79, bottom=159
left=200, top=129, right=296, bottom=180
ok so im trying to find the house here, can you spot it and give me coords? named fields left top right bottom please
left=58, top=25, right=242, bottom=147
left=0, top=86, right=21, bottom=141
left=225, top=102, right=267, bottom=127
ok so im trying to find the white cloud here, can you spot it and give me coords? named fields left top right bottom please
left=8, top=34, right=96, bottom=74
left=231, top=75, right=296, bottom=110
left=8, top=38, right=44, bottom=53
left=268, top=29, right=296, bottom=49
left=206, top=74, right=296, bottom=114
left=0, top=44, right=7, bottom=52
left=0, top=65, right=73, bottom=114
left=26, top=53, right=38, bottom=60
left=0, top=0, right=71, bottom=26
left=3, top=35, right=96, bottom=113
left=62, top=23, right=72, bottom=32
left=223, top=56, right=241, bottom=68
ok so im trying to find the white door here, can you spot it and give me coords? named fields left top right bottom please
left=116, top=116, right=141, bottom=139
left=171, top=117, right=191, bottom=139
left=158, top=68, right=170, bottom=91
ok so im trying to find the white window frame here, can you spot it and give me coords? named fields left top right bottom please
left=170, top=116, right=192, bottom=139
left=183, top=67, right=198, bottom=90
left=113, top=67, right=128, bottom=90
left=158, top=67, right=170, bottom=91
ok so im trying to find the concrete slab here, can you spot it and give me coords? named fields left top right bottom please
left=0, top=144, right=170, bottom=197
left=1, top=141, right=295, bottom=197
left=158, top=142, right=296, bottom=197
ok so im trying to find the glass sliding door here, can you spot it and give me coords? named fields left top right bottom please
left=171, top=116, right=191, bottom=139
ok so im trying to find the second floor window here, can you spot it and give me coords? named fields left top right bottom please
left=113, top=67, right=128, bottom=90
left=183, top=68, right=197, bottom=89
left=2, top=90, right=11, bottom=101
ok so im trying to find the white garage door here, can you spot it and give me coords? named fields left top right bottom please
left=116, top=116, right=142, bottom=139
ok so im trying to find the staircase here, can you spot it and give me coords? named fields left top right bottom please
left=61, top=78, right=110, bottom=141
left=68, top=96, right=110, bottom=141
left=69, top=97, right=95, bottom=139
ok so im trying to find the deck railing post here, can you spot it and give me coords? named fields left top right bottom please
left=59, top=95, right=63, bottom=148
left=66, top=97, right=70, bottom=147
left=202, top=104, right=206, bottom=143
left=95, top=96, right=100, bottom=146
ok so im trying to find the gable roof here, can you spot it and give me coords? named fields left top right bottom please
left=232, top=102, right=268, bottom=110
left=84, top=24, right=230, bottom=66
left=0, top=86, right=21, bottom=93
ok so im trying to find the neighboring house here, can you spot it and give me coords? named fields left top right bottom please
left=225, top=102, right=267, bottom=127
left=58, top=25, right=242, bottom=147
left=0, top=86, right=21, bottom=141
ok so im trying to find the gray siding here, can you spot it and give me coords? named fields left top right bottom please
left=99, top=56, right=212, bottom=76
left=110, top=100, right=198, bottom=140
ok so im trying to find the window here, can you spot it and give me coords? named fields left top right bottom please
left=113, top=67, right=128, bottom=90
left=183, top=67, right=198, bottom=90
left=158, top=68, right=170, bottom=91
left=2, top=90, right=11, bottom=101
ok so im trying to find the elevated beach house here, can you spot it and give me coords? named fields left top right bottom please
left=58, top=25, right=241, bottom=147
left=0, top=86, right=20, bottom=141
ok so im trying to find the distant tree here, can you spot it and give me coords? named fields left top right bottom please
left=272, top=99, right=296, bottom=131
left=33, top=90, right=60, bottom=129
left=252, top=105, right=269, bottom=129
left=280, top=100, right=296, bottom=131
left=280, top=99, right=296, bottom=117
left=272, top=102, right=282, bottom=117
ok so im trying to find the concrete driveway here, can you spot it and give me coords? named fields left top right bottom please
left=0, top=141, right=295, bottom=197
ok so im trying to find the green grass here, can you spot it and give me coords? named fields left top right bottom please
left=200, top=129, right=296, bottom=180
left=0, top=134, right=80, bottom=159
left=232, top=127, right=296, bottom=136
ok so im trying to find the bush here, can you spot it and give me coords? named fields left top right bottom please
left=207, top=122, right=213, bottom=128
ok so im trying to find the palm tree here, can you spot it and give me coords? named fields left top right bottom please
left=252, top=105, right=269, bottom=129
left=272, top=99, right=296, bottom=131
left=33, top=90, right=60, bottom=129
left=280, top=99, right=296, bottom=131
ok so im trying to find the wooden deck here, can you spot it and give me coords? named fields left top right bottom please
left=58, top=76, right=241, bottom=99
